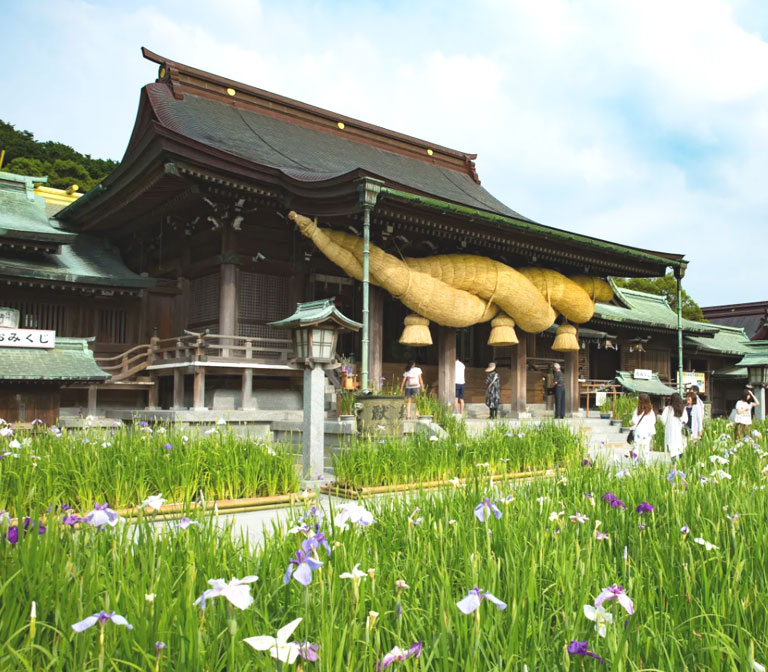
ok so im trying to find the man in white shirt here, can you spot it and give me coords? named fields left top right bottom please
left=455, top=357, right=466, bottom=414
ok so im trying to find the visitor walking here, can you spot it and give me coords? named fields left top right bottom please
left=485, top=362, right=500, bottom=419
left=400, top=360, right=423, bottom=420
left=630, top=393, right=656, bottom=462
left=733, top=387, right=760, bottom=439
left=552, top=362, right=566, bottom=419
left=454, top=356, right=466, bottom=415
left=661, top=393, right=688, bottom=462
left=685, top=390, right=703, bottom=440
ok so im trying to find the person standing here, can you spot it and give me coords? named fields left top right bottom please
left=485, top=362, right=500, bottom=419
left=661, top=393, right=688, bottom=462
left=552, top=362, right=566, bottom=419
left=630, top=393, right=656, bottom=462
left=734, top=387, right=760, bottom=439
left=400, top=360, right=423, bottom=420
left=685, top=390, right=703, bottom=440
left=454, top=356, right=466, bottom=415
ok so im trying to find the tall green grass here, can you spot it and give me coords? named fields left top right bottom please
left=0, top=427, right=300, bottom=514
left=332, top=422, right=582, bottom=488
left=2, top=425, right=766, bottom=670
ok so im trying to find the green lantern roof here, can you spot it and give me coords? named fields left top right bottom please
left=268, top=298, right=362, bottom=331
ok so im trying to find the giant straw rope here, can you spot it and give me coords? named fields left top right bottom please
left=288, top=212, right=613, bottom=349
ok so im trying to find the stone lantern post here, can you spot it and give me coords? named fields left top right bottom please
left=269, top=298, right=361, bottom=484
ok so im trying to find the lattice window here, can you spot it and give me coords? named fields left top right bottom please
left=188, top=273, right=220, bottom=326
left=4, top=300, right=69, bottom=333
left=97, top=308, right=127, bottom=344
left=238, top=272, right=292, bottom=342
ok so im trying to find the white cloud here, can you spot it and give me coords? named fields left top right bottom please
left=3, top=0, right=768, bottom=304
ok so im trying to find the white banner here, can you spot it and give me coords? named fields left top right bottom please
left=0, top=328, right=56, bottom=349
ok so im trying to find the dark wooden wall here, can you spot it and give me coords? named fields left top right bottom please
left=0, top=384, right=60, bottom=425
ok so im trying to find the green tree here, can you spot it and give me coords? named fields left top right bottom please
left=613, top=274, right=706, bottom=322
left=0, top=119, right=116, bottom=193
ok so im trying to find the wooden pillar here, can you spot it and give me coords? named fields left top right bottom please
left=193, top=367, right=206, bottom=410
left=87, top=385, right=98, bottom=416
left=241, top=340, right=254, bottom=410
left=438, top=326, right=456, bottom=408
left=566, top=351, right=580, bottom=415
left=510, top=334, right=527, bottom=417
left=173, top=368, right=185, bottom=409
left=369, top=286, right=384, bottom=391
left=219, top=263, right=237, bottom=335
left=148, top=373, right=160, bottom=409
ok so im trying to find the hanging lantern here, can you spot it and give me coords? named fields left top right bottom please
left=398, top=313, right=432, bottom=346
left=552, top=322, right=580, bottom=352
left=487, top=314, right=518, bottom=347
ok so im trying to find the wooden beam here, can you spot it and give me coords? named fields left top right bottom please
left=437, top=326, right=456, bottom=408
left=510, top=336, right=527, bottom=416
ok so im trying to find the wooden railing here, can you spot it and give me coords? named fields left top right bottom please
left=95, top=332, right=294, bottom=382
left=580, top=379, right=622, bottom=417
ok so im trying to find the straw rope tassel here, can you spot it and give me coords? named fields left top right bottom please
left=552, top=322, right=580, bottom=352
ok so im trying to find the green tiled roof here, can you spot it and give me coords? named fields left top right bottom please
left=0, top=234, right=154, bottom=288
left=735, top=342, right=768, bottom=368
left=711, top=365, right=747, bottom=380
left=0, top=171, right=75, bottom=244
left=0, top=337, right=109, bottom=381
left=269, top=297, right=362, bottom=330
left=685, top=324, right=753, bottom=356
left=592, top=284, right=716, bottom=335
left=614, top=371, right=676, bottom=396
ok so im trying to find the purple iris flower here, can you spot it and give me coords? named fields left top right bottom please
left=377, top=642, right=422, bottom=670
left=584, top=492, right=594, bottom=499
left=85, top=503, right=120, bottom=528
left=610, top=499, right=626, bottom=510
left=301, top=527, right=331, bottom=556
left=627, top=450, right=638, bottom=459
left=582, top=458, right=593, bottom=467
left=163, top=443, right=173, bottom=451
left=283, top=549, right=323, bottom=586
left=300, top=505, right=324, bottom=523
left=7, top=525, right=19, bottom=544
left=637, top=523, right=646, bottom=531
left=72, top=611, right=133, bottom=633
left=63, top=514, right=85, bottom=526
left=474, top=498, right=502, bottom=522
left=667, top=469, right=686, bottom=482
left=635, top=502, right=654, bottom=515
left=680, top=526, right=690, bottom=534
left=601, top=492, right=616, bottom=503
left=61, top=504, right=72, bottom=511
left=456, top=586, right=507, bottom=614
left=594, top=584, right=634, bottom=615
left=155, top=641, right=167, bottom=654
left=567, top=641, right=605, bottom=664
left=175, top=516, right=201, bottom=530
left=297, top=642, right=320, bottom=662
left=138, top=421, right=148, bottom=428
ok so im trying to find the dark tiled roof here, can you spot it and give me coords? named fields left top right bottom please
left=146, top=84, right=527, bottom=219
left=706, top=314, right=765, bottom=339
left=0, top=337, right=109, bottom=381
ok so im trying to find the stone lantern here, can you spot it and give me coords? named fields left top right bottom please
left=269, top=298, right=361, bottom=483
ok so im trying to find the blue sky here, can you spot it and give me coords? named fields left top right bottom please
left=2, top=0, right=768, bottom=306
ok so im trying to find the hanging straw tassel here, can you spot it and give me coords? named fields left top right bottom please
left=487, top=314, right=518, bottom=347
left=399, top=314, right=433, bottom=346
left=552, top=322, right=580, bottom=352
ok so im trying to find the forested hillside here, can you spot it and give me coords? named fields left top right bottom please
left=0, top=120, right=117, bottom=193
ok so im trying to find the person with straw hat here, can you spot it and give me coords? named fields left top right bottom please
left=485, top=362, right=500, bottom=419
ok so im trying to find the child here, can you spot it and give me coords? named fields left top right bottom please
left=400, top=360, right=423, bottom=420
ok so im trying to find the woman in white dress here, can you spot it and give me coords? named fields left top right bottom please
left=661, top=393, right=688, bottom=462
left=734, top=387, right=759, bottom=439
left=630, top=393, right=656, bottom=462
left=685, top=390, right=704, bottom=440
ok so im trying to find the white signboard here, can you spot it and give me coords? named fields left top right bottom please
left=0, top=308, right=19, bottom=329
left=595, top=391, right=607, bottom=406
left=0, top=328, right=56, bottom=349
left=633, top=368, right=653, bottom=380
left=678, top=371, right=706, bottom=394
